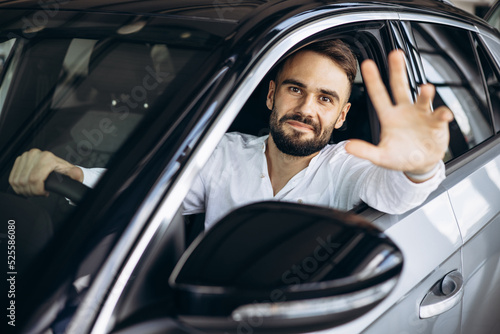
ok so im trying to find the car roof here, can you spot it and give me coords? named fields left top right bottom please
left=0, top=0, right=482, bottom=24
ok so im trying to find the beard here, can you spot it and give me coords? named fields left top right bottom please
left=269, top=107, right=335, bottom=157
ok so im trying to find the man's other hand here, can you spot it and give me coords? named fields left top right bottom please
left=345, top=50, right=453, bottom=179
left=9, top=149, right=83, bottom=196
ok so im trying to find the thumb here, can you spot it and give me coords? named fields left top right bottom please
left=433, top=106, right=454, bottom=123
left=66, top=166, right=84, bottom=183
left=345, top=139, right=382, bottom=165
left=54, top=163, right=84, bottom=183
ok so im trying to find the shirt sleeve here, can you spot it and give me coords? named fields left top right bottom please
left=80, top=167, right=107, bottom=188
left=336, top=143, right=446, bottom=215
left=358, top=161, right=445, bottom=214
left=182, top=173, right=206, bottom=215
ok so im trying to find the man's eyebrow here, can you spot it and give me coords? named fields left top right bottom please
left=320, top=88, right=340, bottom=101
left=282, top=79, right=306, bottom=88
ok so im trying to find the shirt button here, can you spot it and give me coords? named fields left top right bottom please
left=297, top=199, right=303, bottom=203
left=260, top=173, right=265, bottom=178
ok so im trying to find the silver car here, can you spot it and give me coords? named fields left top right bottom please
left=0, top=0, right=500, bottom=333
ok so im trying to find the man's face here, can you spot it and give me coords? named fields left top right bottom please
left=266, top=50, right=351, bottom=156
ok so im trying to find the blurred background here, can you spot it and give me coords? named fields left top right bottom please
left=454, top=0, right=497, bottom=16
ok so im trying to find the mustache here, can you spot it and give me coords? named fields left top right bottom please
left=279, top=113, right=320, bottom=134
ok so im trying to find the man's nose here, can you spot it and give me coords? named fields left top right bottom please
left=296, top=94, right=316, bottom=117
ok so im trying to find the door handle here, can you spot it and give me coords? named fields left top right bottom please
left=419, top=270, right=463, bottom=319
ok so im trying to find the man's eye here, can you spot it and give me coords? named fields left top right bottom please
left=290, top=87, right=301, bottom=94
left=320, top=96, right=332, bottom=103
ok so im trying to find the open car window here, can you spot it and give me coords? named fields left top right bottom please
left=409, top=22, right=495, bottom=162
left=106, top=22, right=397, bottom=331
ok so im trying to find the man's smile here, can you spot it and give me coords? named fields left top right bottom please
left=285, top=120, right=315, bottom=132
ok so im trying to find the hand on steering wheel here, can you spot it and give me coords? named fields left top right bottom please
left=9, top=149, right=89, bottom=203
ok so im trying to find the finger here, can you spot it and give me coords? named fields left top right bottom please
left=28, top=151, right=63, bottom=196
left=8, top=155, right=23, bottom=193
left=361, top=59, right=393, bottom=115
left=28, top=163, right=54, bottom=196
left=345, top=139, right=382, bottom=166
left=64, top=166, right=84, bottom=183
left=433, top=106, right=454, bottom=123
left=388, top=50, right=412, bottom=105
left=415, top=84, right=435, bottom=111
left=53, top=157, right=84, bottom=183
left=9, top=155, right=21, bottom=185
left=12, top=152, right=34, bottom=195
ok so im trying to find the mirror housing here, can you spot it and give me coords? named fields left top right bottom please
left=170, top=201, right=402, bottom=332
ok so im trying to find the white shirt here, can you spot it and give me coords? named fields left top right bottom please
left=80, top=132, right=445, bottom=230
left=182, top=133, right=445, bottom=229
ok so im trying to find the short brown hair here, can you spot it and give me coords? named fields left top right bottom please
left=274, top=39, right=357, bottom=99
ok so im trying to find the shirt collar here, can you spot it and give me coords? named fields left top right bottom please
left=246, top=134, right=269, bottom=153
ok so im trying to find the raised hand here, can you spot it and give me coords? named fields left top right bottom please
left=345, top=50, right=453, bottom=179
left=9, top=149, right=83, bottom=196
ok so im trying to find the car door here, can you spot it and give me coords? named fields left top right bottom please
left=408, top=19, right=500, bottom=334
left=363, top=17, right=500, bottom=334
left=333, top=20, right=467, bottom=334
left=446, top=27, right=500, bottom=334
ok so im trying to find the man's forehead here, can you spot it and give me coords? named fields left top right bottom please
left=279, top=50, right=348, bottom=80
left=277, top=50, right=350, bottom=97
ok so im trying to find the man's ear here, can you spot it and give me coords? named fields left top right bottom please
left=335, top=102, right=351, bottom=129
left=266, top=80, right=276, bottom=110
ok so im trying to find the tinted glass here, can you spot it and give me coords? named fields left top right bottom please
left=487, top=3, right=500, bottom=31
left=0, top=12, right=223, bottom=184
left=411, top=22, right=494, bottom=161
left=480, top=34, right=500, bottom=132
left=0, top=10, right=224, bottom=279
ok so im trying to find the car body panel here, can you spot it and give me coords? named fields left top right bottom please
left=447, top=155, right=500, bottom=243
left=362, top=251, right=462, bottom=334
left=326, top=192, right=462, bottom=333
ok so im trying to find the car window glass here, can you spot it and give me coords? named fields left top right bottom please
left=0, top=37, right=14, bottom=72
left=0, top=36, right=202, bottom=167
left=487, top=4, right=500, bottom=30
left=0, top=13, right=224, bottom=289
left=476, top=35, right=500, bottom=133
left=0, top=38, right=16, bottom=114
left=482, top=34, right=500, bottom=66
left=410, top=22, right=494, bottom=162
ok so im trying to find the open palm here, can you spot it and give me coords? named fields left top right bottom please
left=345, top=50, right=453, bottom=176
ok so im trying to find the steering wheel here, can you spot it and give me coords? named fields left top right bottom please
left=45, top=171, right=90, bottom=204
left=0, top=172, right=89, bottom=274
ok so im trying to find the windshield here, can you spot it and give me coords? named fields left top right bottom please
left=0, top=11, right=224, bottom=270
left=0, top=15, right=223, bottom=154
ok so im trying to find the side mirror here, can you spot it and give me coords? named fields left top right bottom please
left=169, top=201, right=402, bottom=333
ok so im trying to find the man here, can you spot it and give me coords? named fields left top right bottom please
left=9, top=40, right=453, bottom=229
